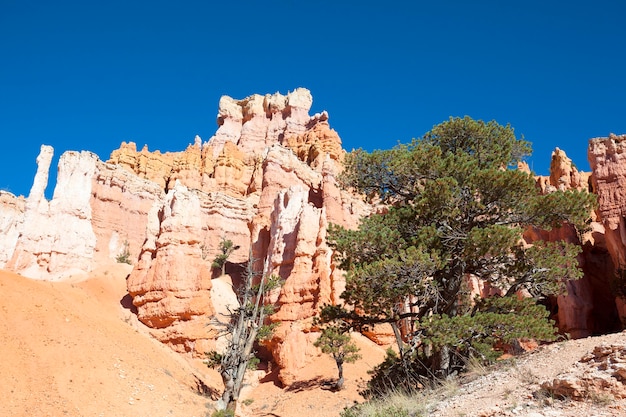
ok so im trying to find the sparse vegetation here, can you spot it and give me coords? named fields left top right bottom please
left=210, top=409, right=235, bottom=417
left=115, top=240, right=132, bottom=264
left=211, top=238, right=239, bottom=276
left=340, top=391, right=427, bottom=417
left=205, top=252, right=282, bottom=413
left=513, top=363, right=540, bottom=385
left=589, top=391, right=614, bottom=406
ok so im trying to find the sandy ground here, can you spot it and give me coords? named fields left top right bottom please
left=0, top=266, right=218, bottom=417
left=240, top=332, right=387, bottom=417
left=3, top=265, right=626, bottom=417
left=0, top=266, right=385, bottom=417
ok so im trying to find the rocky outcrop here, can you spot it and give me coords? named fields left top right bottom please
left=128, top=183, right=216, bottom=354
left=535, top=147, right=591, bottom=194
left=524, top=147, right=621, bottom=338
left=589, top=135, right=626, bottom=266
left=117, top=89, right=370, bottom=383
left=90, top=157, right=165, bottom=265
left=6, top=146, right=98, bottom=280
left=588, top=134, right=626, bottom=324
left=549, top=147, right=590, bottom=192
left=1, top=145, right=165, bottom=280
left=210, top=88, right=314, bottom=158
left=541, top=344, right=626, bottom=400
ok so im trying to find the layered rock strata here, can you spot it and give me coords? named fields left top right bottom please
left=1, top=89, right=624, bottom=386
left=588, top=134, right=626, bottom=322
left=526, top=148, right=619, bottom=338
left=116, top=89, right=370, bottom=383
left=0, top=145, right=164, bottom=280
left=589, top=135, right=626, bottom=266
left=0, top=89, right=365, bottom=384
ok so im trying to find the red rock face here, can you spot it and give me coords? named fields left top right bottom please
left=524, top=147, right=620, bottom=338
left=2, top=90, right=623, bottom=386
left=589, top=135, right=626, bottom=265
left=127, top=183, right=216, bottom=354
left=90, top=160, right=164, bottom=267
left=588, top=134, right=626, bottom=324
left=118, top=89, right=370, bottom=383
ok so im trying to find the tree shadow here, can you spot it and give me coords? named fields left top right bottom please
left=285, top=376, right=336, bottom=393
left=259, top=365, right=283, bottom=387
left=195, top=375, right=220, bottom=400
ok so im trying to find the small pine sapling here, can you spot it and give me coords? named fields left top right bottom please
left=314, top=323, right=361, bottom=390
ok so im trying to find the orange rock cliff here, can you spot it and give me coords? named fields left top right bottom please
left=0, top=88, right=624, bottom=385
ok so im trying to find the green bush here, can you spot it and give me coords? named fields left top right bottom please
left=115, top=241, right=132, bottom=265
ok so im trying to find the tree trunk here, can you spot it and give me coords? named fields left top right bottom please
left=391, top=322, right=405, bottom=360
left=220, top=372, right=235, bottom=411
left=227, top=399, right=238, bottom=414
left=432, top=344, right=450, bottom=379
left=335, top=359, right=345, bottom=390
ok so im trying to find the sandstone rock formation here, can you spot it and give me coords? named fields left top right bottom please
left=589, top=134, right=626, bottom=267
left=525, top=147, right=619, bottom=338
left=90, top=159, right=164, bottom=265
left=6, top=146, right=98, bottom=280
left=128, top=182, right=216, bottom=354
left=588, top=134, right=626, bottom=324
left=2, top=89, right=625, bottom=388
left=115, top=89, right=370, bottom=383
left=0, top=145, right=164, bottom=280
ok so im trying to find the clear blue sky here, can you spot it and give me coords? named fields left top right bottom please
left=1, top=0, right=624, bottom=197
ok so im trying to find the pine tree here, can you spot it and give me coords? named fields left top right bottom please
left=326, top=116, right=596, bottom=391
left=314, top=324, right=361, bottom=390
left=212, top=238, right=239, bottom=276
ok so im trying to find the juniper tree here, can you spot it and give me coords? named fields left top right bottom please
left=326, top=116, right=596, bottom=390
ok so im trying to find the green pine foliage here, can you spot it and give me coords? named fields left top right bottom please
left=314, top=325, right=361, bottom=363
left=314, top=324, right=361, bottom=390
left=326, top=116, right=596, bottom=393
left=421, top=297, right=557, bottom=364
left=115, top=240, right=132, bottom=264
left=212, top=238, right=239, bottom=276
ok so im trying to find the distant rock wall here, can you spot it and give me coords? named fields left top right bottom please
left=5, top=147, right=98, bottom=280
left=589, top=134, right=626, bottom=323
left=526, top=148, right=620, bottom=338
